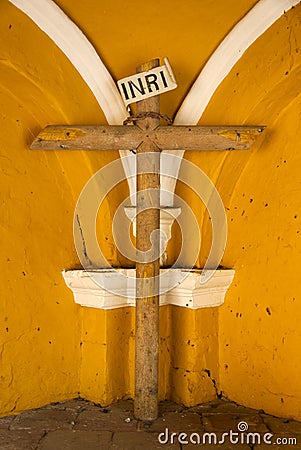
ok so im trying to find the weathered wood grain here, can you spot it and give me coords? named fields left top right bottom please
left=134, top=59, right=160, bottom=422
left=30, top=125, right=264, bottom=151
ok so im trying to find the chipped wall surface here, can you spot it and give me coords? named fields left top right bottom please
left=1, top=0, right=301, bottom=420
left=0, top=0, right=121, bottom=414
left=199, top=6, right=301, bottom=420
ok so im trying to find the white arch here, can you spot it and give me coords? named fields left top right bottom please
left=8, top=0, right=301, bottom=205
left=8, top=0, right=127, bottom=124
left=175, top=0, right=300, bottom=125
left=7, top=0, right=137, bottom=196
left=163, top=0, right=300, bottom=199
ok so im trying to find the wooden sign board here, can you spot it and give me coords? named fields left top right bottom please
left=117, top=57, right=177, bottom=106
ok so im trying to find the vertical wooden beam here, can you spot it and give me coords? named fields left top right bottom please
left=134, top=59, right=160, bottom=421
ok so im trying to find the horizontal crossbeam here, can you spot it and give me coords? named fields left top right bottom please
left=30, top=125, right=264, bottom=151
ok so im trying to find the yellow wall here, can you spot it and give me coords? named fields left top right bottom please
left=1, top=0, right=301, bottom=421
left=200, top=6, right=301, bottom=420
left=0, top=0, right=120, bottom=414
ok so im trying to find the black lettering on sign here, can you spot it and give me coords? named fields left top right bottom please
left=160, top=70, right=168, bottom=88
left=145, top=74, right=159, bottom=93
left=129, top=78, right=146, bottom=99
left=120, top=83, right=129, bottom=100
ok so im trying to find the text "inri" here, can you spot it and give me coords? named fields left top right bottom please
left=117, top=57, right=177, bottom=106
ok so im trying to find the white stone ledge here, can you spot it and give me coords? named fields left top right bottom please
left=62, top=268, right=235, bottom=310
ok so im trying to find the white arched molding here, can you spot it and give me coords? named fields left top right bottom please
left=7, top=0, right=137, bottom=199
left=8, top=0, right=300, bottom=205
left=162, top=0, right=301, bottom=200
left=8, top=0, right=127, bottom=123
left=176, top=0, right=300, bottom=125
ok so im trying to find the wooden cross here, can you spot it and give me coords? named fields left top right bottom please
left=31, top=59, right=264, bottom=421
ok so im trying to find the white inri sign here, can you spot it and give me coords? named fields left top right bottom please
left=117, top=57, right=177, bottom=106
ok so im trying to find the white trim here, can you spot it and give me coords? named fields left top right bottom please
left=159, top=207, right=181, bottom=242
left=8, top=0, right=300, bottom=203
left=62, top=268, right=235, bottom=310
left=8, top=0, right=136, bottom=196
left=124, top=206, right=181, bottom=265
left=10, top=0, right=299, bottom=128
left=161, top=0, right=300, bottom=197
left=8, top=0, right=127, bottom=125
left=175, top=0, right=300, bottom=125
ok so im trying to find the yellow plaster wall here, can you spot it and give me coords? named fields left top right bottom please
left=199, top=6, right=301, bottom=420
left=1, top=0, right=301, bottom=420
left=0, top=0, right=122, bottom=415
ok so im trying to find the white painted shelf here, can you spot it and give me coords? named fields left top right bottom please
left=62, top=268, right=235, bottom=310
